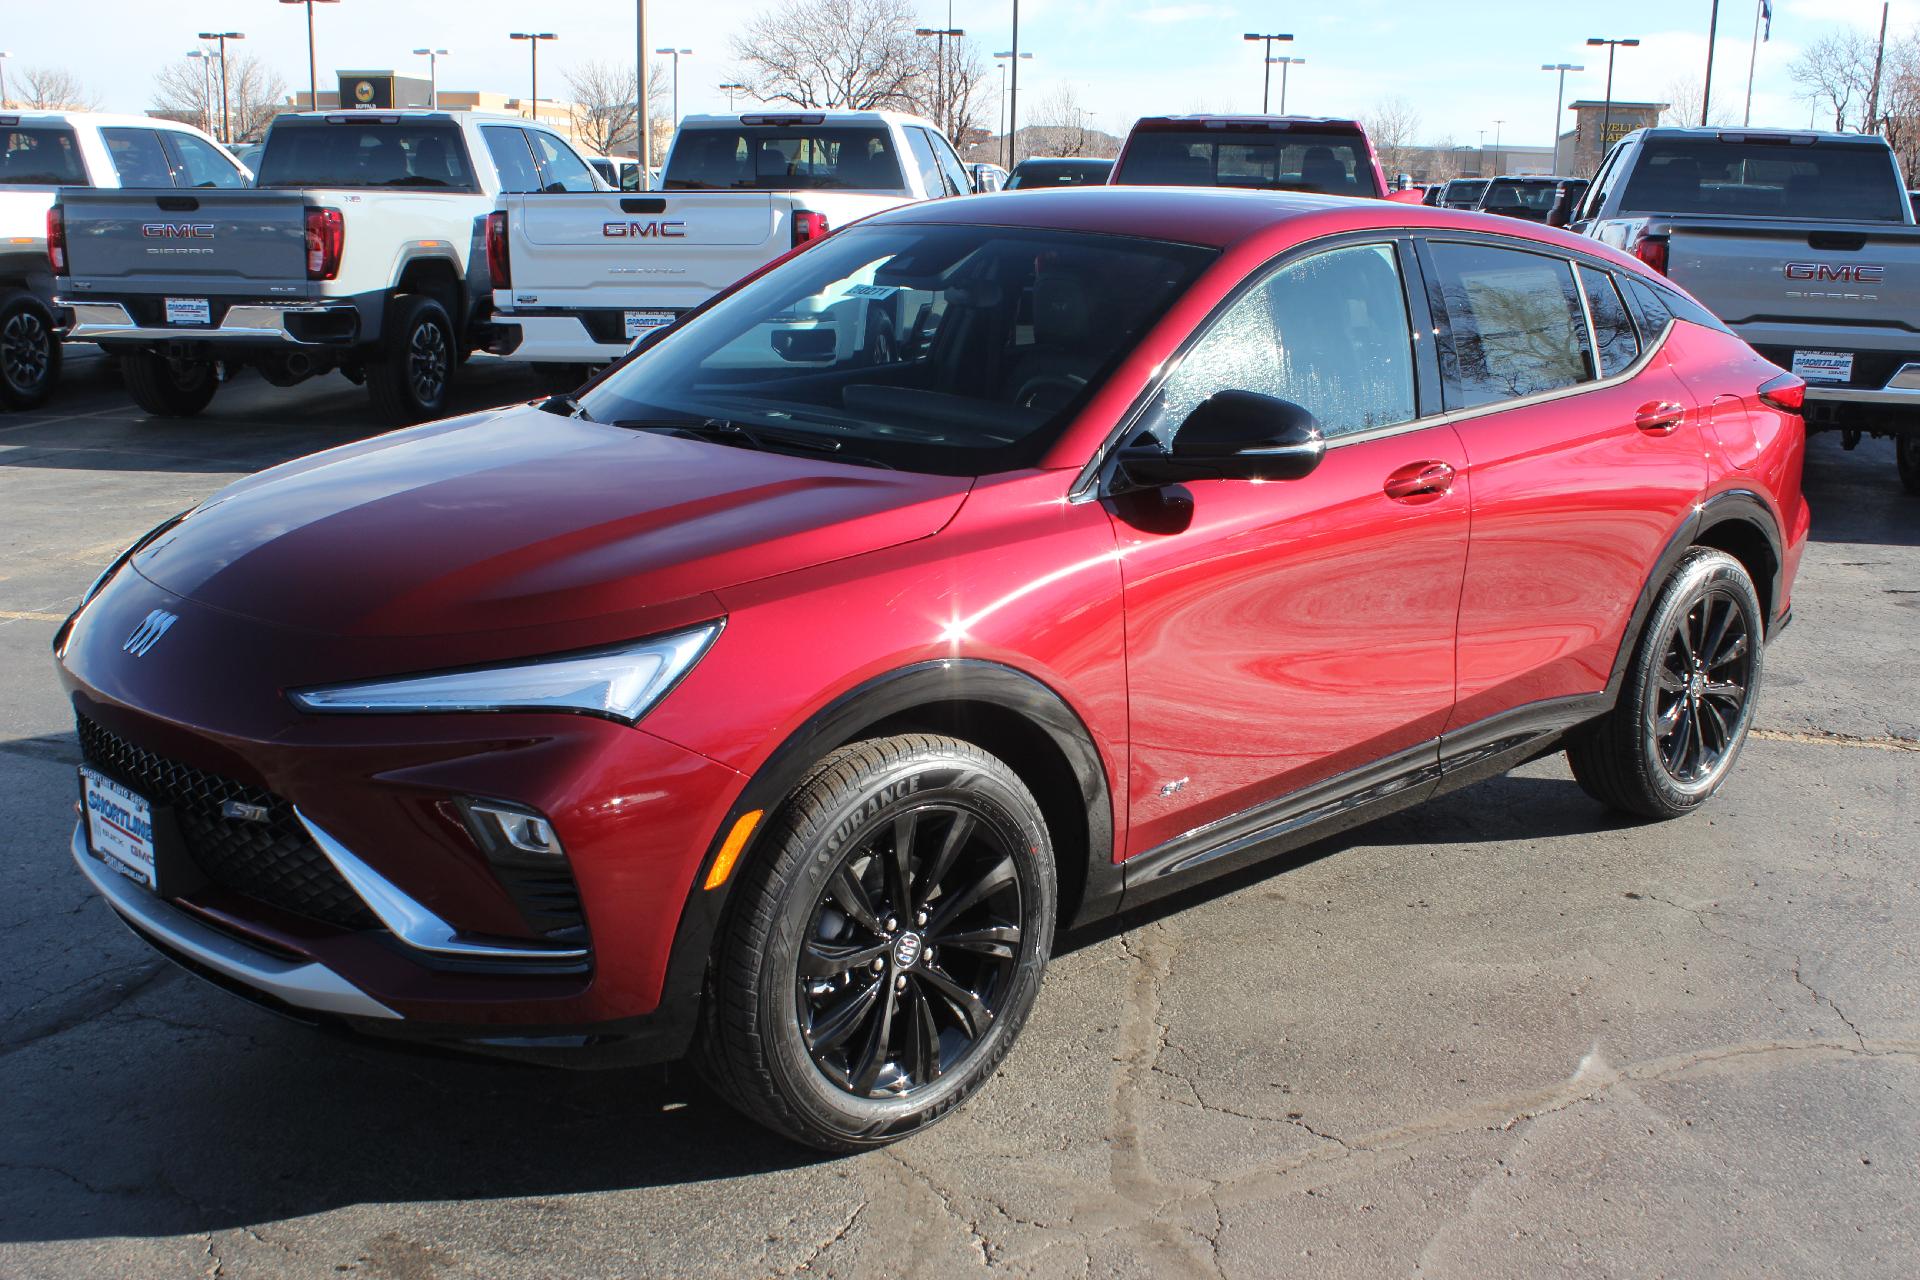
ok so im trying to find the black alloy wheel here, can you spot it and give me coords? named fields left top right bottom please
left=798, top=801, right=1023, bottom=1099
left=0, top=294, right=60, bottom=409
left=407, top=313, right=450, bottom=407
left=1649, top=586, right=1754, bottom=786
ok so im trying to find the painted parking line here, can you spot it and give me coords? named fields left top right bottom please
left=0, top=610, right=66, bottom=622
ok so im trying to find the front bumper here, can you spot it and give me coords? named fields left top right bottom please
left=56, top=299, right=361, bottom=347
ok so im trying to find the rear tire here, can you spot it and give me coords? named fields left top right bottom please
left=1897, top=435, right=1920, bottom=496
left=0, top=291, right=60, bottom=410
left=701, top=734, right=1056, bottom=1152
left=1568, top=548, right=1764, bottom=819
left=367, top=294, right=454, bottom=426
left=121, top=351, right=217, bottom=418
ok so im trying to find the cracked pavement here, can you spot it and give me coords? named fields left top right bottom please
left=2, top=358, right=1916, bottom=1278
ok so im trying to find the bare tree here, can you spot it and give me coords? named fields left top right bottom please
left=729, top=0, right=923, bottom=110
left=15, top=66, right=98, bottom=111
left=1790, top=30, right=1878, bottom=131
left=1660, top=76, right=1735, bottom=127
left=1361, top=96, right=1421, bottom=178
left=1023, top=83, right=1096, bottom=158
left=152, top=51, right=287, bottom=143
left=1423, top=136, right=1464, bottom=184
left=565, top=59, right=669, bottom=157
left=904, top=35, right=988, bottom=147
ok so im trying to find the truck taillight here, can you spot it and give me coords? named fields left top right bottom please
left=791, top=210, right=830, bottom=248
left=304, top=207, right=344, bottom=281
left=1758, top=372, right=1806, bottom=414
left=46, top=206, right=67, bottom=275
left=486, top=210, right=511, bottom=289
left=1632, top=229, right=1669, bottom=276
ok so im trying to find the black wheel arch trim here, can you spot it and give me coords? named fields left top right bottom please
left=650, top=658, right=1119, bottom=1053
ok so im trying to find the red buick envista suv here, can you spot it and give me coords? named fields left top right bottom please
left=57, top=189, right=1807, bottom=1151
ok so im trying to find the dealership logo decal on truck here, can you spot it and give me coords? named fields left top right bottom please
left=141, top=223, right=216, bottom=239
left=1784, top=263, right=1883, bottom=282
left=602, top=221, right=687, bottom=239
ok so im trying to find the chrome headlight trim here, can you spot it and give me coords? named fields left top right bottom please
left=287, top=620, right=723, bottom=725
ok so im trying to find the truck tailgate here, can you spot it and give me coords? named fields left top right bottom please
left=1665, top=218, right=1920, bottom=331
left=506, top=192, right=783, bottom=308
left=58, top=189, right=314, bottom=298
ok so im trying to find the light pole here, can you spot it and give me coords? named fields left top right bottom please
left=655, top=48, right=692, bottom=127
left=719, top=82, right=747, bottom=112
left=1586, top=37, right=1640, bottom=169
left=1491, top=119, right=1504, bottom=175
left=510, top=32, right=557, bottom=121
left=1702, top=0, right=1721, bottom=125
left=915, top=26, right=965, bottom=137
left=1266, top=56, right=1304, bottom=114
left=1242, top=32, right=1294, bottom=112
left=412, top=48, right=447, bottom=109
left=186, top=50, right=215, bottom=135
left=278, top=0, right=340, bottom=110
left=1541, top=62, right=1583, bottom=174
left=1008, top=0, right=1024, bottom=169
left=636, top=1, right=652, bottom=174
left=0, top=52, right=11, bottom=111
left=995, top=50, right=1032, bottom=168
left=196, top=32, right=244, bottom=143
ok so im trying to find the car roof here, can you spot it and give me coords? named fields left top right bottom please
left=0, top=109, right=214, bottom=132
left=1129, top=114, right=1364, bottom=129
left=1014, top=156, right=1112, bottom=166
left=1626, top=125, right=1884, bottom=145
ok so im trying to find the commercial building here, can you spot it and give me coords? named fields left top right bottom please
left=1559, top=99, right=1666, bottom=174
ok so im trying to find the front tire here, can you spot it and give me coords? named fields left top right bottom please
left=0, top=292, right=61, bottom=410
left=1897, top=435, right=1920, bottom=496
left=367, top=294, right=454, bottom=425
left=121, top=351, right=217, bottom=417
left=702, top=734, right=1056, bottom=1152
left=1568, top=548, right=1764, bottom=819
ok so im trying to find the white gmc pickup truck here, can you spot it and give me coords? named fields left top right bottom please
left=1, top=110, right=247, bottom=410
left=487, top=111, right=975, bottom=370
left=52, top=109, right=607, bottom=423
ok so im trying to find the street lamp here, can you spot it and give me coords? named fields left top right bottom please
left=719, top=81, right=747, bottom=111
left=0, top=53, right=11, bottom=112
left=186, top=50, right=215, bottom=135
left=510, top=32, right=557, bottom=121
left=196, top=32, right=244, bottom=144
left=1266, top=56, right=1305, bottom=115
left=994, top=50, right=1032, bottom=168
left=1586, top=37, right=1640, bottom=167
left=1541, top=62, right=1583, bottom=174
left=1491, top=118, right=1504, bottom=175
left=278, top=0, right=341, bottom=110
left=655, top=47, right=692, bottom=126
left=412, top=48, right=447, bottom=110
left=1007, top=0, right=1025, bottom=170
left=915, top=26, right=965, bottom=136
left=1242, top=32, right=1294, bottom=113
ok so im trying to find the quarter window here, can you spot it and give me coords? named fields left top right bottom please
left=1153, top=242, right=1417, bottom=442
left=1580, top=265, right=1640, bottom=377
left=924, top=130, right=972, bottom=197
left=1430, top=243, right=1594, bottom=410
left=161, top=132, right=245, bottom=188
left=482, top=126, right=543, bottom=194
left=525, top=130, right=599, bottom=192
left=903, top=129, right=947, bottom=196
left=100, top=128, right=173, bottom=187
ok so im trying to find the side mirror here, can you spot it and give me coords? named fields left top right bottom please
left=1546, top=205, right=1571, bottom=228
left=1120, top=391, right=1326, bottom=487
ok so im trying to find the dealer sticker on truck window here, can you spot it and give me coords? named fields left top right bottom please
left=165, top=297, right=211, bottom=327
left=1790, top=350, right=1853, bottom=384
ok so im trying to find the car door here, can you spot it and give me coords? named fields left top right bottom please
left=1419, top=239, right=1708, bottom=736
left=1108, top=238, right=1470, bottom=857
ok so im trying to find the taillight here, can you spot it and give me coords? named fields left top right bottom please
left=1758, top=372, right=1806, bottom=414
left=1632, top=229, right=1669, bottom=276
left=486, top=210, right=511, bottom=289
left=304, top=207, right=344, bottom=281
left=791, top=210, right=830, bottom=248
left=47, top=206, right=67, bottom=275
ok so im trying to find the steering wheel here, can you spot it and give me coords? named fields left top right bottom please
left=1012, top=373, right=1088, bottom=409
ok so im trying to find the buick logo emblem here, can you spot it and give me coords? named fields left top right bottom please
left=892, top=932, right=924, bottom=969
left=123, top=609, right=178, bottom=657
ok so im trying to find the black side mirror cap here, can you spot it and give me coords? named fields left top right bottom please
left=1119, top=390, right=1326, bottom=488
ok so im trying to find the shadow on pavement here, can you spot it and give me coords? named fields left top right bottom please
left=1802, top=433, right=1920, bottom=548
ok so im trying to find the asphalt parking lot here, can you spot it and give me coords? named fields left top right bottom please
left=1, top=353, right=1916, bottom=1279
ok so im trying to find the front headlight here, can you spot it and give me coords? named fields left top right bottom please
left=288, top=622, right=722, bottom=724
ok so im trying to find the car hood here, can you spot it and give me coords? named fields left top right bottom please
left=132, top=404, right=972, bottom=639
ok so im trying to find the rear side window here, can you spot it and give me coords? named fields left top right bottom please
left=100, top=128, right=174, bottom=187
left=662, top=126, right=905, bottom=191
left=1430, top=242, right=1594, bottom=410
left=1625, top=278, right=1674, bottom=337
left=161, top=132, right=245, bottom=188
left=525, top=130, right=598, bottom=192
left=257, top=124, right=475, bottom=189
left=1619, top=138, right=1907, bottom=221
left=0, top=126, right=87, bottom=185
left=482, top=126, right=543, bottom=193
left=1580, top=265, right=1641, bottom=377
left=922, top=129, right=972, bottom=197
left=1116, top=129, right=1381, bottom=197
left=1153, top=242, right=1416, bottom=442
left=903, top=128, right=947, bottom=195
left=1580, top=143, right=1629, bottom=220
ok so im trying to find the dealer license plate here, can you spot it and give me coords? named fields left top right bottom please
left=79, top=767, right=157, bottom=890
left=165, top=297, right=211, bottom=327
left=1790, top=350, right=1853, bottom=384
left=624, top=310, right=674, bottom=340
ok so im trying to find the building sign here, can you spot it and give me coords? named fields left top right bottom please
left=339, top=74, right=393, bottom=109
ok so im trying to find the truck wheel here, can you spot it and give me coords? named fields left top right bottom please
left=0, top=292, right=61, bottom=410
left=368, top=294, right=454, bottom=425
left=1897, top=436, right=1920, bottom=496
left=121, top=351, right=218, bottom=418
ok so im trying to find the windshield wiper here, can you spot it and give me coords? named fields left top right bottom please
left=539, top=394, right=594, bottom=421
left=612, top=417, right=844, bottom=457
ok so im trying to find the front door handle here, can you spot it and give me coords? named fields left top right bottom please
left=1383, top=460, right=1456, bottom=501
left=1635, top=401, right=1686, bottom=435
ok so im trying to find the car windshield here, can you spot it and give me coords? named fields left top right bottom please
left=1444, top=180, right=1488, bottom=204
left=663, top=126, right=906, bottom=190
left=1619, top=138, right=1908, bottom=221
left=0, top=126, right=87, bottom=185
left=1006, top=161, right=1113, bottom=188
left=1481, top=181, right=1558, bottom=211
left=1114, top=129, right=1380, bottom=197
left=577, top=223, right=1216, bottom=476
left=256, top=123, right=474, bottom=189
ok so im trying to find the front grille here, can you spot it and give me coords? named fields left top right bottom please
left=76, top=715, right=378, bottom=931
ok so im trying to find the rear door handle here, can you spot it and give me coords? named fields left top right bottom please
left=1384, top=460, right=1456, bottom=501
left=1635, top=401, right=1686, bottom=435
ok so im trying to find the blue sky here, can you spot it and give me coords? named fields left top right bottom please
left=5, top=0, right=1913, bottom=149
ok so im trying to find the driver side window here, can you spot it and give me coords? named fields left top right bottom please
left=1148, top=242, right=1418, bottom=446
